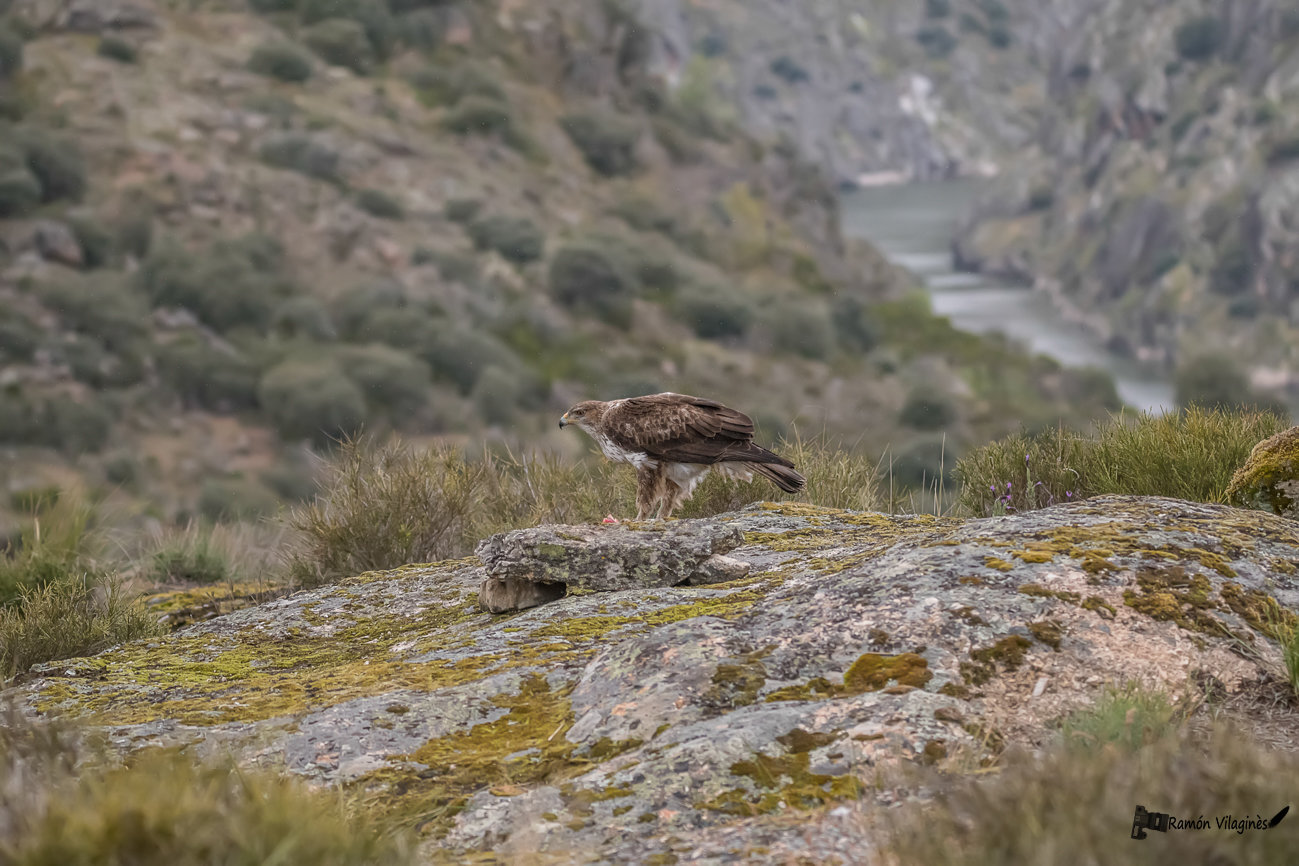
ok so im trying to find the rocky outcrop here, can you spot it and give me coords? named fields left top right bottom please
left=13, top=496, right=1299, bottom=861
left=476, top=520, right=749, bottom=611
left=1229, top=426, right=1299, bottom=519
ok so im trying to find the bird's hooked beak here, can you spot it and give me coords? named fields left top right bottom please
left=559, top=413, right=569, bottom=429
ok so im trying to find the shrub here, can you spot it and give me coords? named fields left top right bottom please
left=158, top=337, right=261, bottom=412
left=1266, top=135, right=1299, bottom=166
left=472, top=365, right=529, bottom=426
left=332, top=279, right=407, bottom=338
left=334, top=343, right=432, bottom=416
left=0, top=495, right=104, bottom=604
left=38, top=276, right=147, bottom=351
left=915, top=25, right=957, bottom=59
left=466, top=214, right=545, bottom=264
left=768, top=55, right=808, bottom=84
left=354, top=187, right=404, bottom=219
left=0, top=156, right=40, bottom=216
left=955, top=407, right=1289, bottom=516
left=145, top=526, right=233, bottom=585
left=0, top=578, right=162, bottom=678
left=0, top=740, right=415, bottom=864
left=258, top=360, right=369, bottom=446
left=45, top=396, right=113, bottom=455
left=0, top=307, right=39, bottom=362
left=559, top=110, right=640, bottom=177
left=66, top=216, right=114, bottom=269
left=299, top=0, right=396, bottom=58
left=440, top=95, right=516, bottom=139
left=197, top=478, right=280, bottom=521
left=548, top=242, right=635, bottom=325
left=262, top=457, right=318, bottom=502
left=443, top=197, right=481, bottom=223
left=259, top=133, right=342, bottom=182
left=831, top=296, right=881, bottom=353
left=250, top=0, right=298, bottom=9
left=1174, top=15, right=1223, bottom=61
left=272, top=296, right=336, bottom=340
left=673, top=282, right=752, bottom=339
left=15, top=126, right=86, bottom=203
left=349, top=305, right=433, bottom=347
left=888, top=435, right=953, bottom=491
left=410, top=61, right=506, bottom=107
left=400, top=8, right=445, bottom=50
left=883, top=723, right=1297, bottom=864
left=248, top=41, right=313, bottom=82
left=302, top=18, right=374, bottom=73
left=419, top=325, right=519, bottom=394
left=138, top=234, right=295, bottom=332
left=56, top=335, right=146, bottom=389
left=284, top=438, right=491, bottom=585
left=925, top=0, right=951, bottom=18
left=764, top=300, right=836, bottom=359
left=97, top=35, right=137, bottom=63
left=1174, top=353, right=1252, bottom=409
left=0, top=24, right=22, bottom=79
left=899, top=386, right=958, bottom=431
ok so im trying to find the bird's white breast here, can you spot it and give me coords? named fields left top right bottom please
left=593, top=432, right=658, bottom=470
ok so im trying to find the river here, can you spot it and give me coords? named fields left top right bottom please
left=839, top=179, right=1176, bottom=414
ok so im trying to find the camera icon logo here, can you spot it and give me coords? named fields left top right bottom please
left=1131, top=805, right=1170, bottom=840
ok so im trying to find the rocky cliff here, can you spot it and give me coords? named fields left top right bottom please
left=14, top=495, right=1299, bottom=861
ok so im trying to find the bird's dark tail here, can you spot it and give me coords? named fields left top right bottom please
left=748, top=461, right=806, bottom=493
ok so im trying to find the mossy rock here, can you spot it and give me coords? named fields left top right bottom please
left=1227, top=426, right=1299, bottom=519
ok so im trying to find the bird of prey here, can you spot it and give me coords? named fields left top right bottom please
left=559, top=392, right=806, bottom=520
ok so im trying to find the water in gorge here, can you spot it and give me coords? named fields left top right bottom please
left=840, top=179, right=1176, bottom=414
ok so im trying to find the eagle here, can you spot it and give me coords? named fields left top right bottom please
left=559, top=392, right=806, bottom=520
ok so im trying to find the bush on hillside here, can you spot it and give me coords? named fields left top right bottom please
left=38, top=277, right=147, bottom=351
left=303, top=18, right=374, bottom=74
left=410, top=61, right=506, bottom=107
left=440, top=96, right=518, bottom=142
left=354, top=187, right=404, bottom=220
left=925, top=0, right=951, bottom=18
left=334, top=343, right=432, bottom=416
left=0, top=307, right=39, bottom=362
left=45, top=395, right=114, bottom=455
left=299, top=0, right=396, bottom=58
left=157, top=337, right=261, bottom=412
left=831, top=296, right=881, bottom=353
left=258, top=360, right=369, bottom=446
left=272, top=296, right=336, bottom=341
left=763, top=299, right=836, bottom=359
left=196, top=477, right=280, bottom=521
left=443, top=197, right=481, bottom=223
left=138, top=237, right=295, bottom=333
left=899, top=386, right=959, bottom=431
left=419, top=325, right=520, bottom=394
left=66, top=216, right=114, bottom=269
left=0, top=24, right=22, bottom=79
left=259, top=133, right=343, bottom=183
left=1174, top=15, right=1223, bottom=61
left=916, top=25, right=957, bottom=59
left=466, top=214, right=545, bottom=264
left=12, top=126, right=86, bottom=203
left=248, top=41, right=314, bottom=82
left=548, top=242, right=635, bottom=326
left=472, top=365, right=523, bottom=426
left=560, top=110, right=640, bottom=177
left=1174, top=353, right=1253, bottom=410
left=97, top=35, right=137, bottom=64
left=55, top=335, right=146, bottom=389
left=400, top=8, right=445, bottom=50
left=332, top=279, right=407, bottom=339
left=955, top=407, right=1289, bottom=516
left=0, top=150, right=41, bottom=217
left=673, top=282, right=752, bottom=339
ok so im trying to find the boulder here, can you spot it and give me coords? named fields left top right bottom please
left=475, top=519, right=749, bottom=595
left=32, top=220, right=83, bottom=267
left=14, top=497, right=1299, bottom=861
left=1227, top=425, right=1299, bottom=519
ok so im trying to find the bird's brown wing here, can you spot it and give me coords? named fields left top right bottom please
left=602, top=393, right=791, bottom=466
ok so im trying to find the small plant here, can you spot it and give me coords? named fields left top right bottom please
left=97, top=35, right=137, bottom=63
left=145, top=525, right=235, bottom=585
left=157, top=337, right=261, bottom=412
left=443, top=197, right=481, bottom=223
left=258, top=359, right=370, bottom=447
left=1059, top=682, right=1182, bottom=752
left=302, top=18, right=374, bottom=74
left=0, top=735, right=414, bottom=863
left=1174, top=15, right=1223, bottom=61
left=0, top=495, right=104, bottom=604
left=410, top=61, right=505, bottom=107
left=0, top=577, right=162, bottom=678
left=354, top=187, right=404, bottom=220
left=672, top=282, right=752, bottom=339
left=247, top=41, right=314, bottom=82
left=763, top=299, right=836, bottom=360
left=915, top=24, right=957, bottom=58
left=14, top=125, right=87, bottom=203
left=259, top=133, right=343, bottom=183
left=334, top=343, right=432, bottom=417
left=466, top=214, right=545, bottom=264
left=196, top=478, right=280, bottom=522
left=138, top=235, right=297, bottom=332
left=0, top=24, right=23, bottom=80
left=548, top=241, right=635, bottom=325
left=440, top=96, right=523, bottom=147
left=560, top=110, right=641, bottom=176
left=899, top=386, right=958, bottom=431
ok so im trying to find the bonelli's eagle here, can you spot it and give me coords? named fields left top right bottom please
left=559, top=392, right=806, bottom=520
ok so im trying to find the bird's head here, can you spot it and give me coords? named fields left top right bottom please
left=559, top=400, right=605, bottom=431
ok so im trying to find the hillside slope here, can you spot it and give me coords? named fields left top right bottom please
left=0, top=0, right=1117, bottom=531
